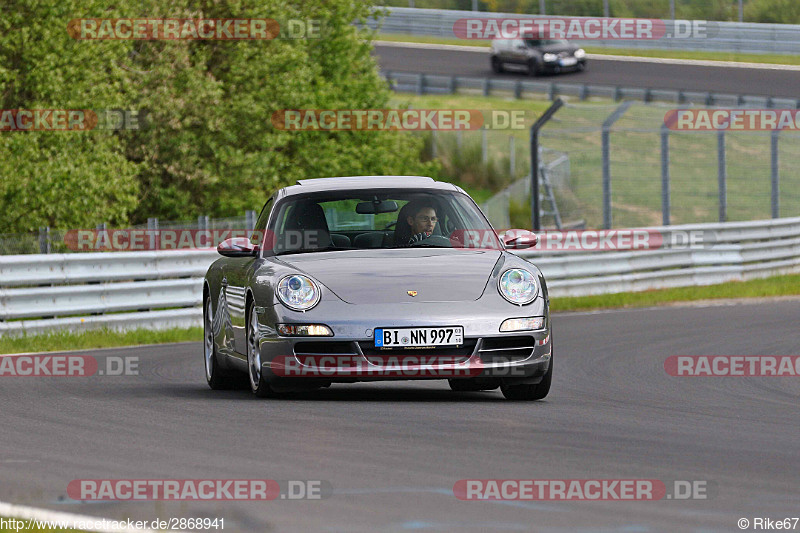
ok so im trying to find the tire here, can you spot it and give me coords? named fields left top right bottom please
left=203, top=295, right=241, bottom=390
left=528, top=58, right=541, bottom=77
left=246, top=300, right=279, bottom=398
left=491, top=56, right=504, bottom=74
left=448, top=378, right=500, bottom=392
left=500, top=342, right=552, bottom=401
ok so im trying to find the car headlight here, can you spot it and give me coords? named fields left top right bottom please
left=543, top=53, right=558, bottom=62
left=574, top=48, right=586, bottom=59
left=498, top=269, right=538, bottom=305
left=277, top=274, right=321, bottom=311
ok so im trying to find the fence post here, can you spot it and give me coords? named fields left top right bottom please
left=198, top=215, right=209, bottom=231
left=38, top=226, right=51, bottom=254
left=530, top=98, right=564, bottom=231
left=509, top=135, right=515, bottom=177
left=717, top=131, right=727, bottom=222
left=771, top=130, right=780, bottom=218
left=481, top=127, right=488, bottom=164
left=661, top=124, right=670, bottom=226
left=602, top=101, right=633, bottom=229
left=245, top=210, right=257, bottom=231
left=147, top=217, right=159, bottom=250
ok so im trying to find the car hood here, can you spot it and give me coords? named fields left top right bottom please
left=276, top=249, right=502, bottom=304
left=539, top=44, right=579, bottom=54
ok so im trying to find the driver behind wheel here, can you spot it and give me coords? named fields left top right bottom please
left=406, top=203, right=437, bottom=245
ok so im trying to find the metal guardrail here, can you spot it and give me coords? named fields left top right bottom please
left=370, top=7, right=800, bottom=55
left=1, top=217, right=799, bottom=336
left=383, top=71, right=800, bottom=108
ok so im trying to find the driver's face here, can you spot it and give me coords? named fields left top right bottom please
left=408, top=207, right=437, bottom=237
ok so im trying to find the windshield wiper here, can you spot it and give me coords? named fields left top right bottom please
left=276, top=246, right=344, bottom=256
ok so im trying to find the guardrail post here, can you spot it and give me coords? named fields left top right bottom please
left=530, top=98, right=564, bottom=231
left=38, top=226, right=51, bottom=254
left=417, top=73, right=425, bottom=95
left=579, top=84, right=588, bottom=101
left=548, top=83, right=555, bottom=101
left=614, top=86, right=622, bottom=102
left=448, top=75, right=456, bottom=94
left=482, top=78, right=490, bottom=96
left=717, top=131, right=727, bottom=222
left=602, top=101, right=633, bottom=229
left=661, top=124, right=670, bottom=226
left=514, top=80, right=522, bottom=99
left=198, top=215, right=209, bottom=231
left=771, top=130, right=780, bottom=218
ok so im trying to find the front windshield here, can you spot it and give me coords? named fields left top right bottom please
left=525, top=39, right=569, bottom=47
left=265, top=189, right=501, bottom=255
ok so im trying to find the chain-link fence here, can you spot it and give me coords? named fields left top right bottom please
left=525, top=101, right=800, bottom=229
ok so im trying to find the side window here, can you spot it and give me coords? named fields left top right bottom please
left=251, top=197, right=273, bottom=246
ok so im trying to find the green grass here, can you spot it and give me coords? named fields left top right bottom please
left=392, top=93, right=800, bottom=228
left=0, top=327, right=202, bottom=355
left=377, top=33, right=800, bottom=65
left=550, top=273, right=800, bottom=312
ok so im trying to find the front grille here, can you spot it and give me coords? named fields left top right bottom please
left=478, top=336, right=535, bottom=363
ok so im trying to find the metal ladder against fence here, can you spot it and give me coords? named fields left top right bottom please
left=539, top=150, right=563, bottom=230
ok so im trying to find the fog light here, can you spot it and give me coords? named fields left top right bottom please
left=500, top=317, right=545, bottom=332
left=277, top=324, right=333, bottom=337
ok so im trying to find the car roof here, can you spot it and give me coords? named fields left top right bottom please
left=278, top=176, right=462, bottom=197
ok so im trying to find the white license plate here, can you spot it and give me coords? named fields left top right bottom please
left=375, top=327, right=464, bottom=348
left=559, top=57, right=578, bottom=66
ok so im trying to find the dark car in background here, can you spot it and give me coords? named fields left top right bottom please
left=490, top=37, right=587, bottom=75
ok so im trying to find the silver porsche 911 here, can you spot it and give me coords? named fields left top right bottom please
left=203, top=176, right=552, bottom=400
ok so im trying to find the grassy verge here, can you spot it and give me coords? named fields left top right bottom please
left=0, top=327, right=202, bottom=355
left=550, top=273, right=800, bottom=312
left=376, top=33, right=800, bottom=65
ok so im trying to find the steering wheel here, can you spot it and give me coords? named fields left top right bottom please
left=409, top=234, right=452, bottom=248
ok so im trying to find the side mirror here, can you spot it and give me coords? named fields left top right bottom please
left=217, top=237, right=258, bottom=257
left=502, top=229, right=538, bottom=249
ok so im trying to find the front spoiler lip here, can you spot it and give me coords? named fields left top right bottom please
left=263, top=352, right=551, bottom=379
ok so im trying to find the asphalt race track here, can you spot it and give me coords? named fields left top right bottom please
left=2, top=300, right=799, bottom=531
left=374, top=43, right=800, bottom=98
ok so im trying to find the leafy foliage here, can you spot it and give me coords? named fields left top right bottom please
left=0, top=0, right=439, bottom=231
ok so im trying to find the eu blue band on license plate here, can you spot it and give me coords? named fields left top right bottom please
left=374, top=329, right=384, bottom=347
